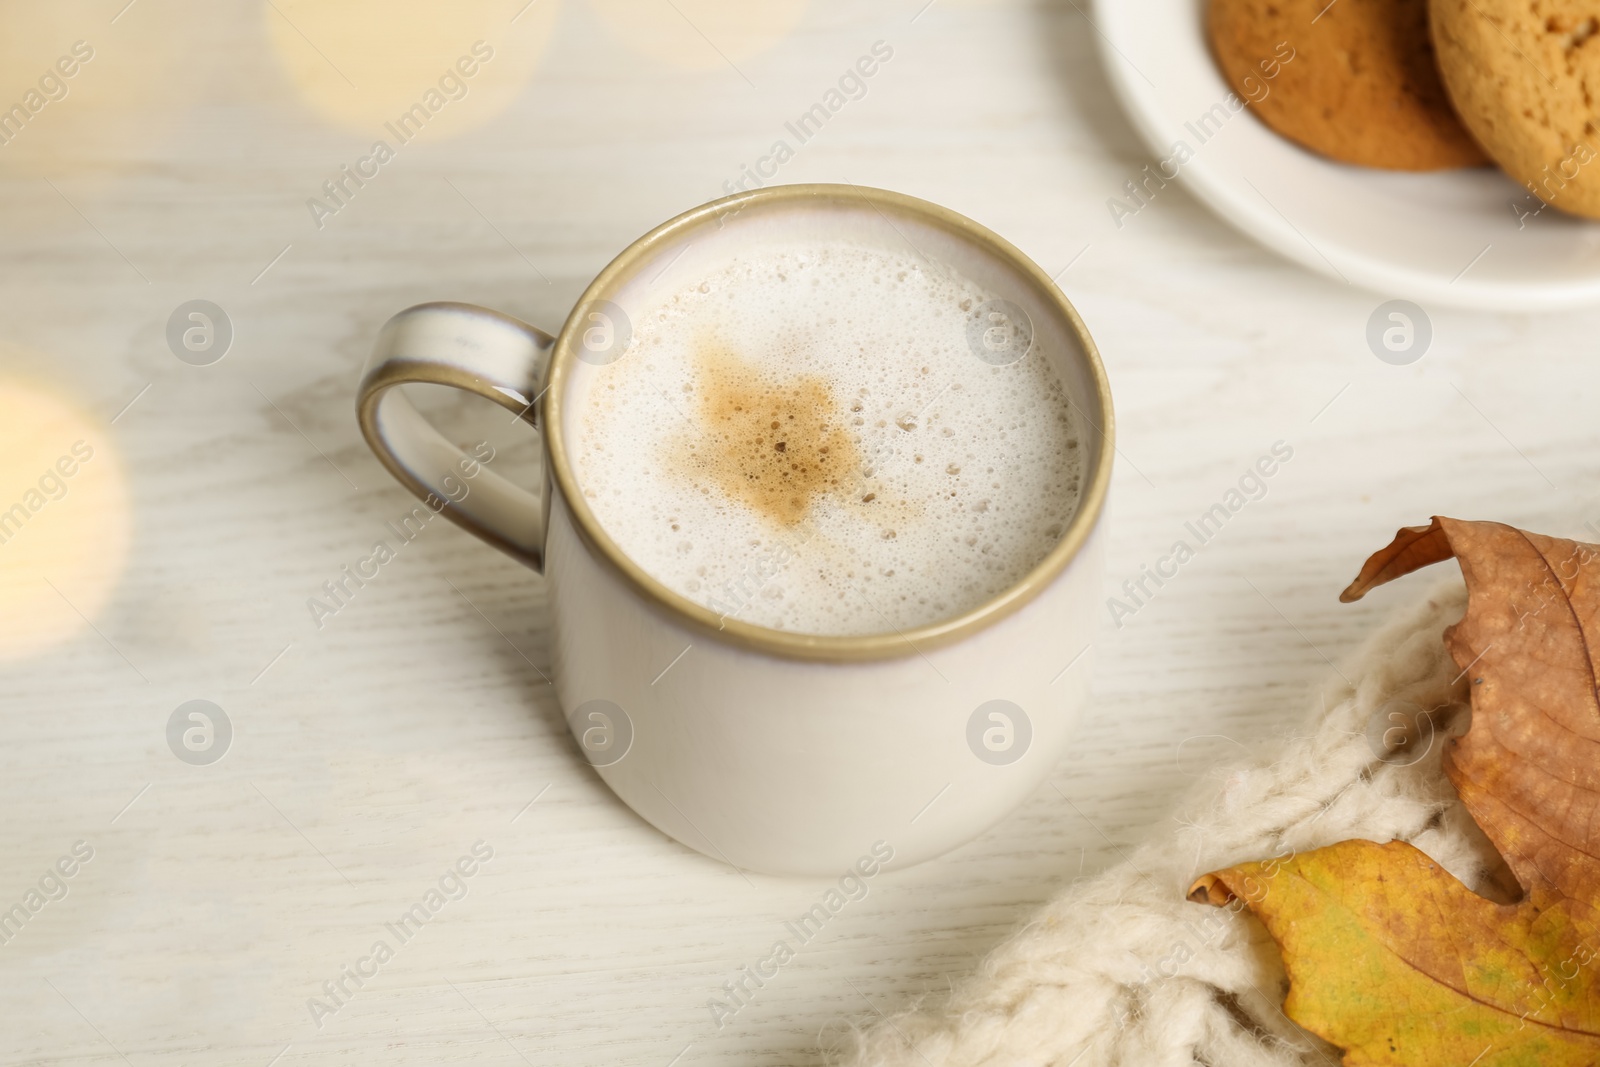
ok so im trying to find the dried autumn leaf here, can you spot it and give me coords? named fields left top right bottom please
left=1189, top=517, right=1600, bottom=1066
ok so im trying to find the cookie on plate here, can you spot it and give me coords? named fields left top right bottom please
left=1208, top=0, right=1487, bottom=170
left=1430, top=0, right=1600, bottom=216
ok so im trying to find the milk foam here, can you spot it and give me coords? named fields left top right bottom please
left=575, top=242, right=1082, bottom=636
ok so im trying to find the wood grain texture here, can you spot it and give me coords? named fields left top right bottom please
left=3, top=1, right=1600, bottom=1065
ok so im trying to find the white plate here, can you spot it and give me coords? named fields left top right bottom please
left=1092, top=0, right=1600, bottom=310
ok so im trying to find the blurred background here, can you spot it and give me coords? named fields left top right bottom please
left=3, top=1, right=1597, bottom=1064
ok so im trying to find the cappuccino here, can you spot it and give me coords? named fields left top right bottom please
left=575, top=241, right=1082, bottom=635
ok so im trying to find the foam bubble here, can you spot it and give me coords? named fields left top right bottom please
left=576, top=242, right=1082, bottom=636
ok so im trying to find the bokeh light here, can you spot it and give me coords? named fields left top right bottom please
left=0, top=0, right=209, bottom=178
left=264, top=0, right=559, bottom=137
left=0, top=378, right=131, bottom=662
left=587, top=0, right=807, bottom=71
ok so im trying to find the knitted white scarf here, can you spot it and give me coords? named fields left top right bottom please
left=840, top=581, right=1505, bottom=1067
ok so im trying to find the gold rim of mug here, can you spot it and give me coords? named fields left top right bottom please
left=544, top=183, right=1114, bottom=662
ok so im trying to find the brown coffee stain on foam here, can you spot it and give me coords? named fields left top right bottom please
left=682, top=343, right=861, bottom=525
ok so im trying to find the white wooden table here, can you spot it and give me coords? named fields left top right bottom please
left=4, top=1, right=1597, bottom=1064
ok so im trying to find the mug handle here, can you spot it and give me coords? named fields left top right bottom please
left=356, top=301, right=554, bottom=571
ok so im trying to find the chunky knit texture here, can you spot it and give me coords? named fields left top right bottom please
left=840, top=581, right=1508, bottom=1067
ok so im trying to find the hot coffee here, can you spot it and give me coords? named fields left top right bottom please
left=575, top=241, right=1082, bottom=635
left=357, top=183, right=1114, bottom=873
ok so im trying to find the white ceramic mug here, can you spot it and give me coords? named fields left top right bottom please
left=356, top=184, right=1113, bottom=876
